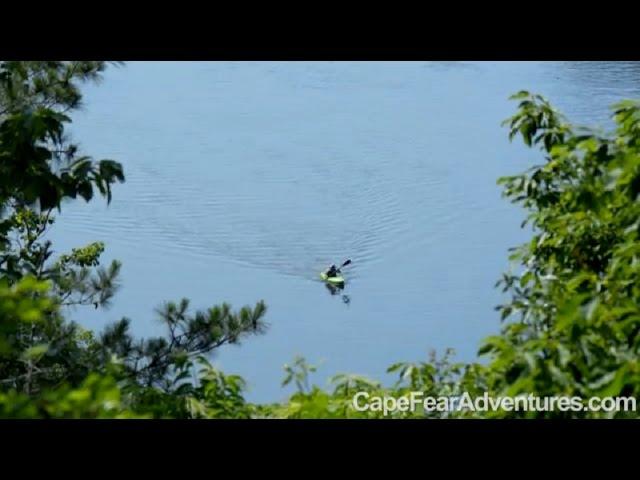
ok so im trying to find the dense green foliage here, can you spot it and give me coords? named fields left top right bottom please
left=1, top=62, right=639, bottom=418
left=482, top=92, right=640, bottom=417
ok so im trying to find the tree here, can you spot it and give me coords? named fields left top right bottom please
left=0, top=61, right=268, bottom=416
left=478, top=92, right=640, bottom=418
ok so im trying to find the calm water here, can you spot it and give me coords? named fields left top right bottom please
left=50, top=62, right=640, bottom=402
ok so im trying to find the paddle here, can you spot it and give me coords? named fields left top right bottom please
left=336, top=259, right=351, bottom=273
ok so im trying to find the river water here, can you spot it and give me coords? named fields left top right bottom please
left=50, top=61, right=640, bottom=402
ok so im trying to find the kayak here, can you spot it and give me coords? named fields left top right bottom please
left=320, top=271, right=345, bottom=285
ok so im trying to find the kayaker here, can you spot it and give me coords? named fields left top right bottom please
left=326, top=264, right=340, bottom=278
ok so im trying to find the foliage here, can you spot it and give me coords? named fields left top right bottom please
left=0, top=62, right=125, bottom=212
left=257, top=351, right=481, bottom=419
left=2, top=60, right=639, bottom=419
left=98, top=299, right=267, bottom=390
left=0, top=372, right=143, bottom=419
left=0, top=61, right=268, bottom=418
left=126, top=356, right=252, bottom=419
left=0, top=276, right=138, bottom=418
left=477, top=92, right=640, bottom=418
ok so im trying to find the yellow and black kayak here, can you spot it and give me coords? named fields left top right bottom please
left=320, top=271, right=345, bottom=285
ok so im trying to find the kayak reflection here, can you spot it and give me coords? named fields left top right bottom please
left=324, top=282, right=342, bottom=295
left=323, top=282, right=351, bottom=305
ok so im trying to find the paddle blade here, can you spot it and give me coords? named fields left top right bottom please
left=341, top=259, right=352, bottom=267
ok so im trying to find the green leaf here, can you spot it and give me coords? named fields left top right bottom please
left=21, top=343, right=49, bottom=360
